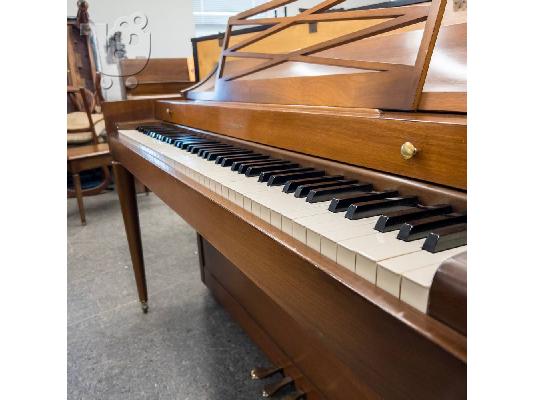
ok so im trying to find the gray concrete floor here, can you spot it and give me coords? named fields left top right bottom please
left=68, top=191, right=279, bottom=399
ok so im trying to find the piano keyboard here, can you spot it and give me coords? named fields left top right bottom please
left=120, top=125, right=467, bottom=314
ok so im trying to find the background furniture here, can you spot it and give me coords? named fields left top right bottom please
left=119, top=58, right=195, bottom=99
left=67, top=17, right=98, bottom=112
left=67, top=86, right=112, bottom=225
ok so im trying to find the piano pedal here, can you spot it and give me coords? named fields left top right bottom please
left=262, top=376, right=294, bottom=397
left=250, top=366, right=283, bottom=380
left=282, top=390, right=306, bottom=400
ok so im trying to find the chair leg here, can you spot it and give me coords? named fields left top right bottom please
left=73, top=173, right=86, bottom=225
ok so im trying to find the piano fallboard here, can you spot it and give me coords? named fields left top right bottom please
left=155, top=100, right=467, bottom=190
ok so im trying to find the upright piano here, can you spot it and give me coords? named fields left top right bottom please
left=103, top=0, right=467, bottom=398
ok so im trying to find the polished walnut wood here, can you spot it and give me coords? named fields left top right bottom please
left=156, top=100, right=467, bottom=190
left=428, top=250, right=467, bottom=335
left=110, top=134, right=466, bottom=399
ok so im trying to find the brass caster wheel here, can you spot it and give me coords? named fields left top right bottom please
left=141, top=302, right=149, bottom=313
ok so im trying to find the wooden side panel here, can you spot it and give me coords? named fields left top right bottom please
left=101, top=98, right=157, bottom=134
left=156, top=100, right=467, bottom=190
left=111, top=136, right=466, bottom=400
left=429, top=251, right=467, bottom=335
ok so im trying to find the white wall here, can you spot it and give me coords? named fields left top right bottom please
left=67, top=0, right=194, bottom=100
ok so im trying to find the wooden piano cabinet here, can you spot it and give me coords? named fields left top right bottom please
left=110, top=135, right=466, bottom=400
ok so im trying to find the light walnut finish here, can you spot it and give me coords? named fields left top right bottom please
left=156, top=100, right=467, bottom=189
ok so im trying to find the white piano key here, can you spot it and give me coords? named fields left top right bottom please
left=243, top=196, right=252, bottom=212
left=337, top=232, right=425, bottom=283
left=400, top=264, right=442, bottom=313
left=260, top=205, right=271, bottom=222
left=376, top=246, right=467, bottom=297
left=320, top=219, right=380, bottom=262
left=270, top=211, right=282, bottom=229
left=251, top=201, right=262, bottom=217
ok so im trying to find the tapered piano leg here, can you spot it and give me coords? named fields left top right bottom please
left=112, top=161, right=148, bottom=313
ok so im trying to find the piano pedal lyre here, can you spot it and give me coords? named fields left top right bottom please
left=250, top=366, right=283, bottom=380
left=262, top=376, right=294, bottom=397
left=282, top=390, right=307, bottom=400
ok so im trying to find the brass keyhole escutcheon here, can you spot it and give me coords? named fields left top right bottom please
left=400, top=142, right=417, bottom=160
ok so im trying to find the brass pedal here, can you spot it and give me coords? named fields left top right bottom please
left=283, top=390, right=306, bottom=400
left=250, top=366, right=283, bottom=380
left=262, top=376, right=294, bottom=397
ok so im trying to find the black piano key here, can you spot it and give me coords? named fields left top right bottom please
left=236, top=159, right=289, bottom=173
left=201, top=148, right=243, bottom=158
left=213, top=152, right=260, bottom=164
left=184, top=141, right=219, bottom=151
left=176, top=139, right=208, bottom=149
left=189, top=145, right=226, bottom=154
left=282, top=175, right=343, bottom=193
left=306, top=183, right=373, bottom=203
left=294, top=180, right=358, bottom=198
left=230, top=156, right=281, bottom=172
left=245, top=163, right=299, bottom=177
left=213, top=151, right=255, bottom=164
left=397, top=213, right=467, bottom=242
left=170, top=134, right=201, bottom=140
left=207, top=149, right=253, bottom=161
left=159, top=133, right=188, bottom=141
left=159, top=132, right=190, bottom=137
left=259, top=167, right=315, bottom=183
left=197, top=145, right=235, bottom=156
left=197, top=145, right=234, bottom=157
left=345, top=197, right=419, bottom=220
left=267, top=170, right=325, bottom=186
left=157, top=132, right=185, bottom=140
left=328, top=190, right=399, bottom=213
left=218, top=154, right=269, bottom=167
left=374, top=204, right=453, bottom=232
left=187, top=143, right=226, bottom=153
left=164, top=136, right=187, bottom=144
left=422, top=223, right=467, bottom=253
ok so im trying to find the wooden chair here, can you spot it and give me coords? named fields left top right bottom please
left=67, top=84, right=112, bottom=225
